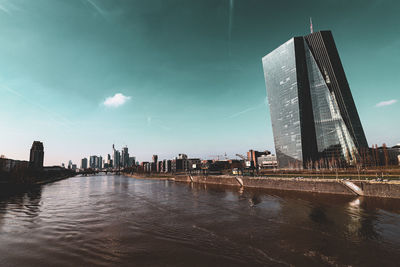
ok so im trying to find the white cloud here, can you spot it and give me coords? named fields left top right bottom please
left=0, top=4, right=10, bottom=14
left=103, top=93, right=131, bottom=108
left=375, top=99, right=397, bottom=107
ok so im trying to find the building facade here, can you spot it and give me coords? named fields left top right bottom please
left=121, top=147, right=129, bottom=168
left=81, top=158, right=88, bottom=170
left=262, top=30, right=368, bottom=168
left=29, top=141, right=44, bottom=168
left=89, top=156, right=97, bottom=169
left=247, top=150, right=271, bottom=168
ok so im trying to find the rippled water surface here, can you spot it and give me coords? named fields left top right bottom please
left=1, top=175, right=400, bottom=266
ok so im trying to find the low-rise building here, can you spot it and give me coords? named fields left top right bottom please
left=257, top=154, right=278, bottom=169
left=247, top=150, right=271, bottom=168
left=0, top=158, right=29, bottom=173
left=163, top=160, right=171, bottom=173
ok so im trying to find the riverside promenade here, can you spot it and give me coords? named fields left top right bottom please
left=126, top=173, right=400, bottom=199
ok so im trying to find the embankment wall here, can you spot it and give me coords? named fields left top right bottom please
left=172, top=175, right=400, bottom=199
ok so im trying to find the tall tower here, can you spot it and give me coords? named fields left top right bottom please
left=121, top=146, right=129, bottom=167
left=29, top=141, right=44, bottom=168
left=262, top=30, right=368, bottom=168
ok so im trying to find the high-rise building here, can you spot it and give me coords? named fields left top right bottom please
left=162, top=159, right=171, bottom=173
left=29, top=141, right=44, bottom=168
left=107, top=154, right=112, bottom=168
left=98, top=156, right=102, bottom=169
left=129, top=157, right=136, bottom=167
left=81, top=158, right=88, bottom=170
left=114, top=150, right=121, bottom=168
left=262, top=30, right=368, bottom=168
left=152, top=155, right=158, bottom=172
left=89, top=156, right=97, bottom=169
left=122, top=146, right=129, bottom=167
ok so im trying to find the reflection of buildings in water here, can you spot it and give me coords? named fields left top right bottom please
left=309, top=206, right=328, bottom=224
left=238, top=187, right=244, bottom=196
left=346, top=197, right=380, bottom=240
left=0, top=200, right=7, bottom=229
left=249, top=195, right=262, bottom=207
left=271, top=193, right=384, bottom=263
left=24, top=188, right=43, bottom=216
left=0, top=187, right=43, bottom=230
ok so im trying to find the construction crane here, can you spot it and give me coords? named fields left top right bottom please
left=209, top=153, right=229, bottom=161
left=209, top=155, right=222, bottom=161
left=235, top=154, right=247, bottom=160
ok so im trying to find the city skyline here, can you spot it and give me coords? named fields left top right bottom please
left=0, top=0, right=399, bottom=166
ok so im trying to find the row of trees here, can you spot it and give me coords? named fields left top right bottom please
left=289, top=144, right=399, bottom=171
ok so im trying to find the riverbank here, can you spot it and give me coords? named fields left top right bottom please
left=0, top=173, right=75, bottom=195
left=125, top=173, right=400, bottom=199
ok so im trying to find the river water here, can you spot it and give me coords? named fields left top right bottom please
left=0, top=175, right=400, bottom=266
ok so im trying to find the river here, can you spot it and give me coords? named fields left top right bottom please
left=0, top=175, right=400, bottom=266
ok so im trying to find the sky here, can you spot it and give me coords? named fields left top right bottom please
left=0, top=0, right=399, bottom=166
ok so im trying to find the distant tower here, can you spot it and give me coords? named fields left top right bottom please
left=152, top=155, right=158, bottom=164
left=121, top=146, right=129, bottom=167
left=29, top=141, right=44, bottom=168
left=81, top=158, right=88, bottom=170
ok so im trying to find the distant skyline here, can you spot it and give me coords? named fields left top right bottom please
left=0, top=0, right=399, bottom=166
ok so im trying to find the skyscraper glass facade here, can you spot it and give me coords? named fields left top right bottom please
left=262, top=39, right=303, bottom=168
left=262, top=31, right=368, bottom=168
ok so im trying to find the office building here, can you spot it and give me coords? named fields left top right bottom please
left=29, top=141, right=44, bottom=168
left=112, top=144, right=121, bottom=168
left=129, top=157, right=136, bottom=167
left=81, top=158, right=88, bottom=170
left=122, top=146, right=129, bottom=167
left=98, top=156, right=102, bottom=169
left=257, top=154, right=278, bottom=169
left=89, top=156, right=97, bottom=169
left=113, top=150, right=121, bottom=168
left=247, top=150, right=271, bottom=168
left=163, top=159, right=171, bottom=173
left=262, top=30, right=368, bottom=168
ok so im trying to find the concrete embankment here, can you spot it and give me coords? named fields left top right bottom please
left=169, top=175, right=400, bottom=199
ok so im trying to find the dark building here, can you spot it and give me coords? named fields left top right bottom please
left=171, top=159, right=184, bottom=173
left=247, top=150, right=271, bottom=168
left=89, top=156, right=97, bottom=169
left=152, top=155, right=158, bottom=172
left=163, top=159, right=171, bottom=173
left=171, top=154, right=189, bottom=173
left=188, top=158, right=201, bottom=170
left=262, top=30, right=368, bottom=169
left=81, top=158, right=88, bottom=170
left=29, top=141, right=44, bottom=168
left=0, top=158, right=29, bottom=173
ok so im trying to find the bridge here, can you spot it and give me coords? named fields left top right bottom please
left=77, top=169, right=125, bottom=176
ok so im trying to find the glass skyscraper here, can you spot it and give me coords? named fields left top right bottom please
left=262, top=31, right=368, bottom=169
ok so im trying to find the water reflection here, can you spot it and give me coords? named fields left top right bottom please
left=0, top=187, right=43, bottom=231
left=309, top=206, right=328, bottom=224
left=0, top=176, right=399, bottom=266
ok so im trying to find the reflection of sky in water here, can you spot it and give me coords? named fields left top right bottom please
left=0, top=175, right=400, bottom=266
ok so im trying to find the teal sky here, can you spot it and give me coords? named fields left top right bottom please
left=0, top=0, right=399, bottom=166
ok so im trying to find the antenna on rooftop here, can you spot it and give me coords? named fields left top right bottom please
left=310, top=17, right=313, bottom=33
